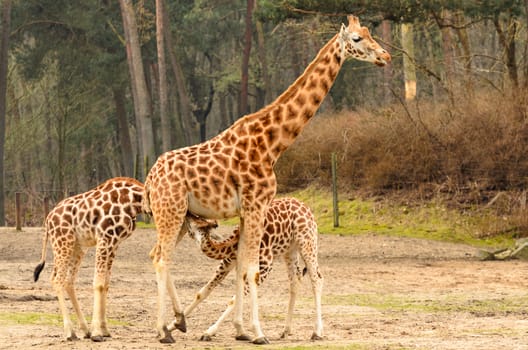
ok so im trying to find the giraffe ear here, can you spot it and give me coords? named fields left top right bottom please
left=339, top=23, right=348, bottom=38
left=200, top=218, right=218, bottom=229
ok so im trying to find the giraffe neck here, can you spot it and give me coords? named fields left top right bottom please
left=273, top=33, right=342, bottom=111
left=197, top=229, right=239, bottom=260
left=221, top=34, right=344, bottom=164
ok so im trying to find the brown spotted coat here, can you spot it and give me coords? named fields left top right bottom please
left=33, top=177, right=143, bottom=342
left=183, top=197, right=324, bottom=340
left=143, top=15, right=390, bottom=344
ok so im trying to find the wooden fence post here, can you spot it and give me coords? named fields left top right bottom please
left=15, top=192, right=22, bottom=231
left=332, top=152, right=339, bottom=228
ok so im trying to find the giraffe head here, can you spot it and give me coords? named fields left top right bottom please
left=185, top=213, right=218, bottom=242
left=339, top=15, right=391, bottom=66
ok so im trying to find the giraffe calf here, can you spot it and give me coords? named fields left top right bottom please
left=33, top=177, right=144, bottom=342
left=179, top=197, right=323, bottom=341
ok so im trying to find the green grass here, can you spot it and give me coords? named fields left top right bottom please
left=0, top=311, right=128, bottom=326
left=0, top=311, right=62, bottom=326
left=136, top=186, right=516, bottom=249
left=283, top=187, right=515, bottom=248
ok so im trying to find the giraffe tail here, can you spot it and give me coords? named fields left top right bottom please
left=142, top=178, right=153, bottom=216
left=33, top=227, right=49, bottom=282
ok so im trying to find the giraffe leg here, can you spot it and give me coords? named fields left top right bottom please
left=179, top=259, right=235, bottom=338
left=200, top=295, right=235, bottom=341
left=234, top=212, right=268, bottom=344
left=232, top=218, right=250, bottom=341
left=155, top=261, right=175, bottom=343
left=199, top=257, right=271, bottom=342
left=172, top=259, right=234, bottom=334
left=52, top=262, right=78, bottom=341
left=300, top=241, right=324, bottom=340
left=69, top=246, right=91, bottom=339
left=152, top=217, right=184, bottom=343
left=53, top=246, right=89, bottom=340
left=56, top=286, right=78, bottom=341
left=165, top=229, right=188, bottom=333
left=91, top=244, right=112, bottom=342
left=165, top=273, right=186, bottom=333
left=280, top=252, right=300, bottom=339
left=100, top=249, right=117, bottom=338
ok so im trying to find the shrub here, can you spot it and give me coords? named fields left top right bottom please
left=275, top=90, right=528, bottom=194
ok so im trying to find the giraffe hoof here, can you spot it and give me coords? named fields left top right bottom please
left=159, top=334, right=175, bottom=344
left=235, top=334, right=252, bottom=341
left=66, top=334, right=79, bottom=341
left=253, top=336, right=270, bottom=345
left=159, top=326, right=175, bottom=344
left=311, top=333, right=323, bottom=341
left=199, top=334, right=212, bottom=341
left=173, top=316, right=187, bottom=333
left=90, top=335, right=105, bottom=342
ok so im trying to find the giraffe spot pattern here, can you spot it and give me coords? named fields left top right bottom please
left=38, top=177, right=144, bottom=339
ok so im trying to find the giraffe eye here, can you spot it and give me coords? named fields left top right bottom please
left=352, top=35, right=362, bottom=43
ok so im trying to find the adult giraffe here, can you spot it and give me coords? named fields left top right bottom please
left=144, top=15, right=390, bottom=344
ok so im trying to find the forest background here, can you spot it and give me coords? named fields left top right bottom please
left=0, top=0, right=527, bottom=234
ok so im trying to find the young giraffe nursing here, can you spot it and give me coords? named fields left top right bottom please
left=181, top=197, right=323, bottom=341
left=143, top=15, right=390, bottom=344
left=33, top=177, right=144, bottom=342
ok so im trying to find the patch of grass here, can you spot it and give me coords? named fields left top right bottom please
left=0, top=311, right=62, bottom=326
left=325, top=293, right=528, bottom=314
left=283, top=187, right=515, bottom=248
left=0, top=311, right=128, bottom=326
left=136, top=220, right=155, bottom=229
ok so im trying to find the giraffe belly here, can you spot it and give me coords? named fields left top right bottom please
left=187, top=192, right=239, bottom=219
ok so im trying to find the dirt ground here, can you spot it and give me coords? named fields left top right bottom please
left=1, top=226, right=528, bottom=350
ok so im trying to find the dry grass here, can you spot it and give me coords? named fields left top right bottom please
left=277, top=90, right=528, bottom=191
left=275, top=90, right=528, bottom=237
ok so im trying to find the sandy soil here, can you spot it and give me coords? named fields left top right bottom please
left=1, top=226, right=528, bottom=350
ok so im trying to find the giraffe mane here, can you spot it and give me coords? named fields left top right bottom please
left=228, top=33, right=340, bottom=130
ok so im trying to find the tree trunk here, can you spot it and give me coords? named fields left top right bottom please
left=163, top=8, right=195, bottom=146
left=119, top=0, right=155, bottom=177
left=381, top=19, right=393, bottom=103
left=401, top=22, right=416, bottom=101
left=218, top=92, right=229, bottom=133
left=255, top=6, right=270, bottom=108
left=193, top=84, right=214, bottom=142
left=423, top=27, right=439, bottom=103
left=524, top=0, right=528, bottom=89
left=113, top=87, right=134, bottom=176
left=0, top=0, right=11, bottom=225
left=239, top=0, right=255, bottom=117
left=493, top=15, right=519, bottom=90
left=437, top=9, right=455, bottom=103
left=453, top=11, right=473, bottom=96
left=156, top=0, right=171, bottom=152
left=57, top=110, right=66, bottom=195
